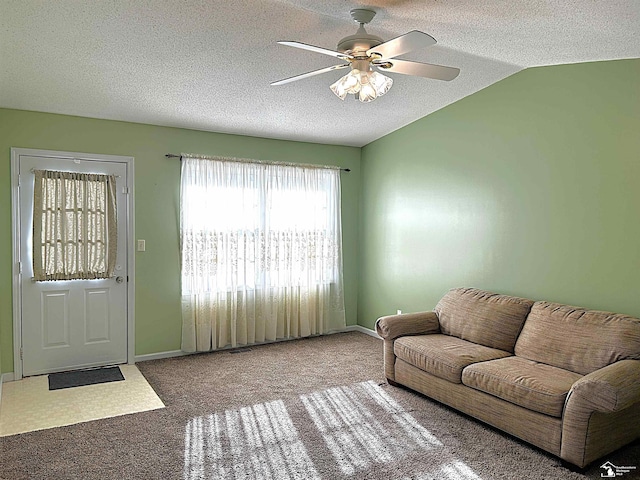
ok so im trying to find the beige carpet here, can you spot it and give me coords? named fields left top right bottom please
left=0, top=332, right=638, bottom=479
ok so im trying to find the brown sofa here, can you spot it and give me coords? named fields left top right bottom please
left=375, top=287, right=640, bottom=468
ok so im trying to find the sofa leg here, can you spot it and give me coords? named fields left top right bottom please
left=387, top=378, right=401, bottom=387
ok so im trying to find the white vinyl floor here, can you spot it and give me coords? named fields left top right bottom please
left=0, top=365, right=165, bottom=437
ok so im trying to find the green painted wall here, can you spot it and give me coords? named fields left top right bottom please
left=359, top=59, right=640, bottom=329
left=0, top=109, right=360, bottom=373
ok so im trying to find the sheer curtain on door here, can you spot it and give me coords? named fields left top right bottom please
left=32, top=170, right=117, bottom=281
left=180, top=155, right=345, bottom=352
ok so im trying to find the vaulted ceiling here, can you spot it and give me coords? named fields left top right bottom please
left=1, top=1, right=639, bottom=147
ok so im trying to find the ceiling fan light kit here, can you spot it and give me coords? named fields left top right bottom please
left=272, top=8, right=460, bottom=104
left=330, top=68, right=393, bottom=102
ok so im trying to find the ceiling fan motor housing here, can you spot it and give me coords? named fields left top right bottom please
left=337, top=27, right=383, bottom=57
left=337, top=9, right=383, bottom=57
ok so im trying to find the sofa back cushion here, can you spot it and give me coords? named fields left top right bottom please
left=515, top=302, right=640, bottom=375
left=434, top=287, right=534, bottom=352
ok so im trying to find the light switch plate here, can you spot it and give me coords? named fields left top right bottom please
left=137, top=239, right=146, bottom=252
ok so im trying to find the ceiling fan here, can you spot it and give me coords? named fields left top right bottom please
left=272, top=8, right=460, bottom=103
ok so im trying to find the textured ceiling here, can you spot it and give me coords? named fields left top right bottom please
left=1, top=1, right=639, bottom=147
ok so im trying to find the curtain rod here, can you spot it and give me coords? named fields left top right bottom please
left=165, top=153, right=350, bottom=172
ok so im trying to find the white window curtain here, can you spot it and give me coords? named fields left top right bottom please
left=32, top=169, right=117, bottom=281
left=180, top=155, right=346, bottom=352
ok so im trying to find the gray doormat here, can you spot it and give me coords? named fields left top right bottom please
left=48, top=366, right=125, bottom=390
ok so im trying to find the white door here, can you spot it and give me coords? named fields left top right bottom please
left=17, top=152, right=129, bottom=376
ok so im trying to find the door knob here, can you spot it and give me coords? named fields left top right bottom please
left=116, top=276, right=124, bottom=284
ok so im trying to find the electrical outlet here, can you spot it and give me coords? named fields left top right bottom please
left=397, top=309, right=402, bottom=315
left=137, top=239, right=146, bottom=252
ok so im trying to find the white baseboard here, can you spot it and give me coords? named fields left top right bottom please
left=134, top=325, right=381, bottom=364
left=343, top=324, right=381, bottom=339
left=134, top=350, right=186, bottom=363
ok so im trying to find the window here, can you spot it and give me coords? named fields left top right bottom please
left=180, top=159, right=342, bottom=293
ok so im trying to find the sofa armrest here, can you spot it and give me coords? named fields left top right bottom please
left=569, top=359, right=640, bottom=413
left=376, top=312, right=440, bottom=383
left=375, top=311, right=440, bottom=341
left=561, top=359, right=640, bottom=467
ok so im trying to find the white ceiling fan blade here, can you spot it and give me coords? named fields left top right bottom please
left=271, top=64, right=350, bottom=86
left=367, top=30, right=436, bottom=60
left=376, top=59, right=459, bottom=81
left=277, top=41, right=352, bottom=60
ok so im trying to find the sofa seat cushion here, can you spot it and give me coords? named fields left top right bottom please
left=462, top=357, right=583, bottom=417
left=394, top=334, right=512, bottom=384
